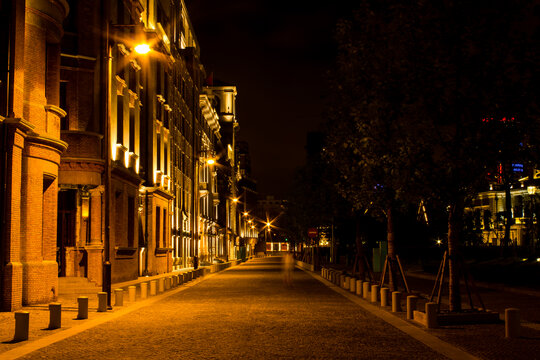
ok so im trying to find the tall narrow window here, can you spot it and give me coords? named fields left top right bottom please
left=129, top=64, right=136, bottom=92
left=163, top=143, right=168, bottom=175
left=60, top=81, right=69, bottom=130
left=128, top=196, right=134, bottom=247
left=163, top=208, right=167, bottom=248
left=156, top=133, right=161, bottom=171
left=117, top=95, right=124, bottom=143
left=129, top=107, right=135, bottom=152
left=156, top=206, right=161, bottom=248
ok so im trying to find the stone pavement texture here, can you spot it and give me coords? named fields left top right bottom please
left=2, top=256, right=538, bottom=359
left=3, top=257, right=449, bottom=359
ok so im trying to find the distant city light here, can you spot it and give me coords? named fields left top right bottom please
left=206, top=159, right=215, bottom=165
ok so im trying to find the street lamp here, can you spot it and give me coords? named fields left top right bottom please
left=134, top=43, right=151, bottom=54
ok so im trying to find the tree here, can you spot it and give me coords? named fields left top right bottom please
left=326, top=0, right=540, bottom=310
left=325, top=1, right=424, bottom=291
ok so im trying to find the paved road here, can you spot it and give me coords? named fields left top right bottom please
left=20, top=257, right=446, bottom=359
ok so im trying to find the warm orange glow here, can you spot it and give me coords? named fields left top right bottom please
left=232, top=198, right=238, bottom=203
left=134, top=43, right=151, bottom=54
left=243, top=212, right=248, bottom=216
left=206, top=159, right=215, bottom=165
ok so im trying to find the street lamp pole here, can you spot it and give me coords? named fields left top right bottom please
left=102, top=20, right=112, bottom=309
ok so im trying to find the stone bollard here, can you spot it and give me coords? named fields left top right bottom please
left=505, top=308, right=520, bottom=338
left=150, top=280, right=157, bottom=296
left=425, top=302, right=438, bottom=329
left=97, top=292, right=107, bottom=312
left=140, top=282, right=148, bottom=299
left=349, top=278, right=356, bottom=293
left=165, top=277, right=171, bottom=290
left=172, top=275, right=177, bottom=287
left=407, top=295, right=418, bottom=320
left=14, top=311, right=29, bottom=342
left=158, top=278, right=165, bottom=293
left=48, top=303, right=62, bottom=329
left=356, top=280, right=363, bottom=296
left=114, top=289, right=124, bottom=306
left=343, top=276, right=350, bottom=290
left=392, top=291, right=402, bottom=312
left=380, top=287, right=389, bottom=307
left=363, top=282, right=371, bottom=299
left=128, top=286, right=136, bottom=302
left=77, top=296, right=89, bottom=319
left=371, top=285, right=379, bottom=303
left=178, top=274, right=184, bottom=286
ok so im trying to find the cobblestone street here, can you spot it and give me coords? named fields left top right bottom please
left=10, top=257, right=451, bottom=359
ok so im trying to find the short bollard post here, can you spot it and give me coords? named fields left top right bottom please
left=128, top=286, right=136, bottom=302
left=14, top=311, right=29, bottom=342
left=140, top=282, right=148, bottom=299
left=114, top=288, right=124, bottom=306
left=425, top=302, right=438, bottom=329
left=363, top=282, right=370, bottom=299
left=407, top=295, right=418, bottom=320
left=158, top=278, right=165, bottom=293
left=178, top=274, right=184, bottom=285
left=349, top=278, right=356, bottom=293
left=77, top=296, right=89, bottom=319
left=356, top=280, right=363, bottom=296
left=97, top=292, right=107, bottom=312
left=339, top=274, right=345, bottom=287
left=380, top=287, right=389, bottom=307
left=343, top=276, right=350, bottom=290
left=392, top=291, right=402, bottom=312
left=172, top=275, right=177, bottom=287
left=150, top=280, right=157, bottom=296
left=48, top=303, right=61, bottom=329
left=165, top=277, right=171, bottom=290
left=371, top=284, right=379, bottom=303
left=505, top=308, right=520, bottom=338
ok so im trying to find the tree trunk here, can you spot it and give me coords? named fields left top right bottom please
left=503, top=181, right=512, bottom=256
left=447, top=200, right=463, bottom=312
left=355, top=218, right=366, bottom=280
left=387, top=206, right=396, bottom=292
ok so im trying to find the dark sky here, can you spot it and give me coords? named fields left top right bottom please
left=187, top=1, right=354, bottom=197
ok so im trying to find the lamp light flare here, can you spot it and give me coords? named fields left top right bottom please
left=206, top=158, right=215, bottom=165
left=134, top=43, right=151, bottom=54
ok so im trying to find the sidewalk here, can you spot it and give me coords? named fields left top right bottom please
left=318, top=264, right=540, bottom=360
left=0, top=260, right=243, bottom=356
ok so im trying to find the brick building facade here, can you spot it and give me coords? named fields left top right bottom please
left=1, top=0, right=69, bottom=311
left=1, top=0, right=251, bottom=311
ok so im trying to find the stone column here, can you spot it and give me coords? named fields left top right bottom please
left=89, top=186, right=104, bottom=245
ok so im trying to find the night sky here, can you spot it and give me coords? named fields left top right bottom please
left=187, top=1, right=354, bottom=197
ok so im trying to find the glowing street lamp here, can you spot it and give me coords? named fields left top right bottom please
left=134, top=43, right=151, bottom=54
left=206, top=158, right=215, bottom=165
